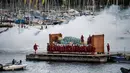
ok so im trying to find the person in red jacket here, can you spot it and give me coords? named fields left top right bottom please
left=87, top=35, right=92, bottom=45
left=81, top=35, right=84, bottom=45
left=107, top=43, right=110, bottom=54
left=33, top=43, right=39, bottom=54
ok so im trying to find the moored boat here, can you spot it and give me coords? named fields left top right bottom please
left=0, top=60, right=27, bottom=71
left=120, top=67, right=130, bottom=73
left=111, top=56, right=130, bottom=63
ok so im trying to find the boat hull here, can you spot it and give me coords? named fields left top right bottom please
left=120, top=67, right=130, bottom=73
left=1, top=64, right=27, bottom=71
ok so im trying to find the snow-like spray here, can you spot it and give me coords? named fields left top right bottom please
left=0, top=5, right=130, bottom=53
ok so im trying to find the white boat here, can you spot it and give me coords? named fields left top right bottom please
left=0, top=62, right=27, bottom=71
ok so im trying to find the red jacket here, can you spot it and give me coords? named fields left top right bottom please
left=107, top=43, right=110, bottom=52
left=81, top=35, right=84, bottom=43
left=34, top=44, right=38, bottom=51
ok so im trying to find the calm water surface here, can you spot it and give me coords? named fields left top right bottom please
left=0, top=52, right=130, bottom=73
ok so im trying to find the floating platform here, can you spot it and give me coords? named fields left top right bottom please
left=26, top=52, right=121, bottom=63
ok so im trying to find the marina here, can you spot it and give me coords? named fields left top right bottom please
left=0, top=0, right=130, bottom=73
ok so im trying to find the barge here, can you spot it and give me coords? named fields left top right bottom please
left=26, top=33, right=120, bottom=63
left=26, top=53, right=120, bottom=63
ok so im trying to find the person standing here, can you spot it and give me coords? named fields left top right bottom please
left=19, top=60, right=22, bottom=65
left=12, top=59, right=16, bottom=64
left=87, top=35, right=92, bottom=45
left=107, top=43, right=110, bottom=54
left=81, top=35, right=84, bottom=45
left=33, top=43, right=39, bottom=54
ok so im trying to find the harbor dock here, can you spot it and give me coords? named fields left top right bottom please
left=26, top=52, right=121, bottom=63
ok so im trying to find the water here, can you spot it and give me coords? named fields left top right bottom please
left=0, top=5, right=130, bottom=73
left=0, top=52, right=130, bottom=73
left=0, top=53, right=130, bottom=73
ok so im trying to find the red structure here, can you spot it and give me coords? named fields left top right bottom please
left=47, top=44, right=95, bottom=54
left=47, top=33, right=104, bottom=55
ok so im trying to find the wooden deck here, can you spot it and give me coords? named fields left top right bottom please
left=26, top=52, right=121, bottom=63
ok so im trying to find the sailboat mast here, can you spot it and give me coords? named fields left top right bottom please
left=123, top=0, right=124, bottom=7
left=68, top=0, right=70, bottom=9
left=83, top=0, right=85, bottom=10
left=87, top=0, right=90, bottom=11
left=13, top=0, right=14, bottom=13
left=0, top=0, right=2, bottom=24
left=116, top=0, right=118, bottom=5
left=92, top=0, right=95, bottom=14
left=29, top=0, right=31, bottom=26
